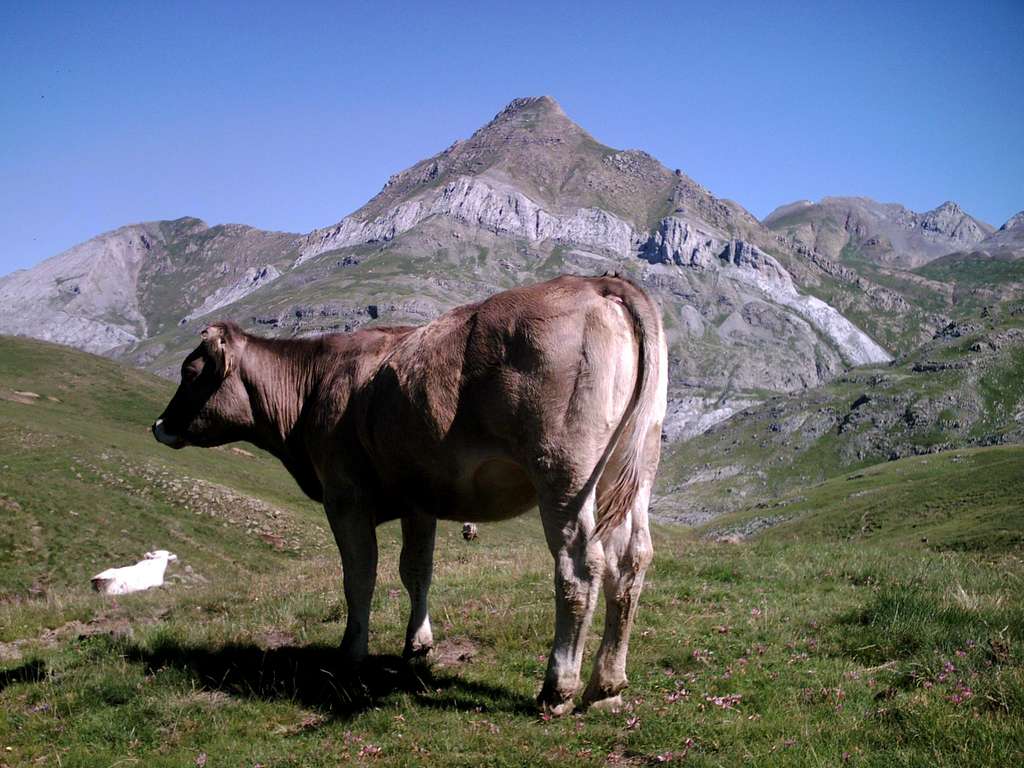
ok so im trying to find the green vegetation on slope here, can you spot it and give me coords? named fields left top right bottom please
left=917, top=253, right=1024, bottom=315
left=705, top=445, right=1024, bottom=552
left=918, top=253, right=1024, bottom=287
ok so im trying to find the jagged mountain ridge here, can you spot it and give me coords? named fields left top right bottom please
left=1, top=96, right=989, bottom=441
left=764, top=196, right=995, bottom=269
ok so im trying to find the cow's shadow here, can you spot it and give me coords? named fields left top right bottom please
left=126, top=640, right=535, bottom=719
left=0, top=659, right=46, bottom=693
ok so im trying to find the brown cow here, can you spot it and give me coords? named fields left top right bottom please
left=152, top=274, right=667, bottom=715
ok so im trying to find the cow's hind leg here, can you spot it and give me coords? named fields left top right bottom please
left=400, top=511, right=436, bottom=658
left=324, top=495, right=379, bottom=665
left=537, top=486, right=605, bottom=716
left=582, top=482, right=654, bottom=711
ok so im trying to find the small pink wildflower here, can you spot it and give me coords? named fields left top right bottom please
left=949, top=682, right=973, bottom=705
left=705, top=693, right=742, bottom=710
left=358, top=744, right=382, bottom=758
left=665, top=687, right=689, bottom=704
left=656, top=737, right=696, bottom=761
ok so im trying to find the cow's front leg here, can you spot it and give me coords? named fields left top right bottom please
left=537, top=488, right=604, bottom=716
left=400, top=510, right=436, bottom=658
left=324, top=495, right=378, bottom=665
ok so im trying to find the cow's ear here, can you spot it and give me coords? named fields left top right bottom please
left=200, top=324, right=238, bottom=379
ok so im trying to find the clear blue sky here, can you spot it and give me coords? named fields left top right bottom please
left=2, top=0, right=1022, bottom=274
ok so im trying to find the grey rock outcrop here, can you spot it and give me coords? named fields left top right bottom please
left=183, top=265, right=282, bottom=323
left=298, top=175, right=637, bottom=265
left=641, top=217, right=720, bottom=268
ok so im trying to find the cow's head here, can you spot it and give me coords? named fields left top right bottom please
left=152, top=322, right=253, bottom=449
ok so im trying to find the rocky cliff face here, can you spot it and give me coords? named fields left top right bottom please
left=0, top=223, right=164, bottom=353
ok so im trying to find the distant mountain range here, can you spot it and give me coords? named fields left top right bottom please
left=764, top=197, right=995, bottom=269
left=1, top=96, right=1021, bottom=446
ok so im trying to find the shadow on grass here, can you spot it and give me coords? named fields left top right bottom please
left=0, top=659, right=46, bottom=693
left=125, top=640, right=535, bottom=719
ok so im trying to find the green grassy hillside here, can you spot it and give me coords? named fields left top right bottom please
left=0, top=335, right=324, bottom=599
left=704, top=445, right=1024, bottom=551
left=1, top=338, right=1022, bottom=767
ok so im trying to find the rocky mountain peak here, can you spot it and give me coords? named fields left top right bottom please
left=1000, top=211, right=1024, bottom=231
left=469, top=94, right=590, bottom=146
left=337, top=95, right=675, bottom=234
left=920, top=199, right=990, bottom=244
left=495, top=95, right=565, bottom=118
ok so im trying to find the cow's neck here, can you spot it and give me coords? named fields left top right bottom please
left=239, top=338, right=327, bottom=497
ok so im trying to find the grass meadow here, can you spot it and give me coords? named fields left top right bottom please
left=1, top=336, right=1021, bottom=766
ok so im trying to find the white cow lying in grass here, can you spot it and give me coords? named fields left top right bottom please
left=91, top=550, right=178, bottom=595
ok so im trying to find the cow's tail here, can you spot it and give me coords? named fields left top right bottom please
left=593, top=275, right=664, bottom=539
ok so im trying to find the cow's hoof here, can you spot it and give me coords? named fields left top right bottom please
left=403, top=642, right=434, bottom=662
left=583, top=693, right=623, bottom=712
left=539, top=697, right=575, bottom=717
left=537, top=686, right=576, bottom=717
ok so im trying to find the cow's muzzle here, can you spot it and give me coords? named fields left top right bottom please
left=152, top=419, right=186, bottom=449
